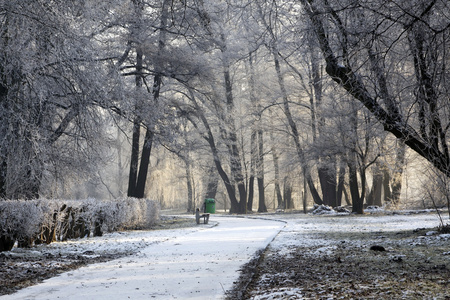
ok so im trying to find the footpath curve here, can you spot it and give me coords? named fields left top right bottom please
left=4, top=216, right=284, bottom=300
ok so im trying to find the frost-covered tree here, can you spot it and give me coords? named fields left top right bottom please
left=299, top=0, right=450, bottom=180
left=0, top=1, right=116, bottom=199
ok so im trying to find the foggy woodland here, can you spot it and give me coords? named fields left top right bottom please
left=0, top=0, right=449, bottom=214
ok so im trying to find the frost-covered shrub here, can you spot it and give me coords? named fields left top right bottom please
left=34, top=199, right=60, bottom=244
left=112, top=198, right=160, bottom=230
left=0, top=200, right=43, bottom=247
left=0, top=197, right=160, bottom=251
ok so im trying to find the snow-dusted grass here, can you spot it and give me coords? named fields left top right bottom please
left=246, top=211, right=449, bottom=299
left=255, top=211, right=446, bottom=262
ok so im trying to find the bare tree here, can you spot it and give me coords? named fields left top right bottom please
left=299, top=0, right=449, bottom=180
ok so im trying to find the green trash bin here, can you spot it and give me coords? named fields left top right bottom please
left=204, top=198, right=215, bottom=213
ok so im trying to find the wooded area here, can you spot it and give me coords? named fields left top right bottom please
left=0, top=0, right=448, bottom=214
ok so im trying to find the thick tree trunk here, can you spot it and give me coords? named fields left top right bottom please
left=348, top=161, right=364, bottom=214
left=127, top=2, right=144, bottom=198
left=204, top=167, right=219, bottom=200
left=127, top=124, right=141, bottom=197
left=318, top=164, right=337, bottom=207
left=257, top=176, right=268, bottom=212
left=367, top=164, right=383, bottom=207
left=382, top=168, right=392, bottom=203
left=223, top=64, right=246, bottom=213
left=311, top=43, right=337, bottom=207
left=134, top=129, right=154, bottom=198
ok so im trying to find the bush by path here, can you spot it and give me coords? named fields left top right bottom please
left=0, top=198, right=159, bottom=251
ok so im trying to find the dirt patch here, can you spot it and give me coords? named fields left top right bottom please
left=0, top=216, right=195, bottom=296
left=231, top=227, right=450, bottom=299
left=0, top=251, right=118, bottom=295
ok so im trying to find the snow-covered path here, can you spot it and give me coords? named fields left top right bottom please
left=3, top=216, right=284, bottom=300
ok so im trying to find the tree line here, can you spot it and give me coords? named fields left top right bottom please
left=0, top=0, right=448, bottom=214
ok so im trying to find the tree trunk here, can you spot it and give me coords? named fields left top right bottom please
left=188, top=90, right=241, bottom=213
left=382, top=168, right=392, bottom=203
left=256, top=1, right=324, bottom=206
left=318, top=162, right=337, bottom=207
left=193, top=0, right=246, bottom=214
left=367, top=164, right=383, bottom=207
left=257, top=130, right=266, bottom=212
left=0, top=161, right=6, bottom=198
left=389, top=142, right=406, bottom=205
left=311, top=41, right=337, bottom=207
left=303, top=176, right=308, bottom=212
left=127, top=0, right=168, bottom=198
left=283, top=176, right=294, bottom=209
left=223, top=65, right=246, bottom=213
left=269, top=123, right=284, bottom=209
left=0, top=64, right=7, bottom=198
left=185, top=159, right=194, bottom=213
left=134, top=129, right=154, bottom=198
left=127, top=1, right=144, bottom=198
left=336, top=163, right=346, bottom=207
left=273, top=50, right=323, bottom=205
left=247, top=175, right=254, bottom=212
left=204, top=166, right=219, bottom=200
left=348, top=161, right=364, bottom=214
left=247, top=131, right=257, bottom=212
left=220, top=33, right=246, bottom=213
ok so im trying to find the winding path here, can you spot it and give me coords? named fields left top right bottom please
left=4, top=216, right=284, bottom=300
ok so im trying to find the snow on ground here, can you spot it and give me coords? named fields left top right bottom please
left=245, top=211, right=448, bottom=299
left=2, top=210, right=448, bottom=300
left=1, top=216, right=284, bottom=300
left=260, top=211, right=446, bottom=253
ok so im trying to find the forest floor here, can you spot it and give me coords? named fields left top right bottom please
left=1, top=211, right=450, bottom=299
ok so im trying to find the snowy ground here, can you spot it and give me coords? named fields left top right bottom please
left=237, top=211, right=450, bottom=299
left=1, top=215, right=284, bottom=300
left=1, top=210, right=449, bottom=299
